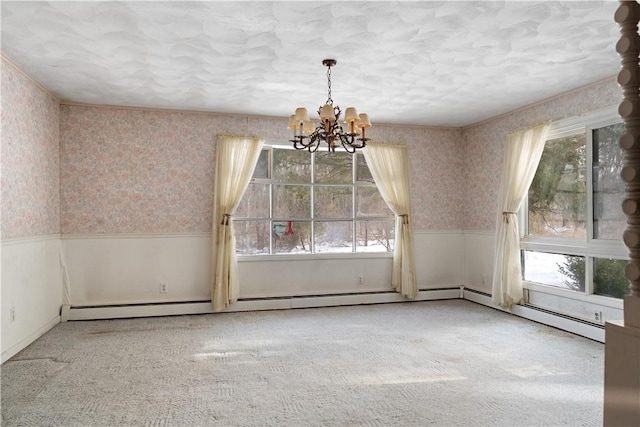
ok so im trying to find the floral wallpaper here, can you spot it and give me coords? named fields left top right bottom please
left=462, top=77, right=622, bottom=231
left=61, top=107, right=276, bottom=233
left=1, top=57, right=60, bottom=239
left=59, top=106, right=463, bottom=233
left=374, top=125, right=464, bottom=231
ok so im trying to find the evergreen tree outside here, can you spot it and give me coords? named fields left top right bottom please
left=558, top=256, right=630, bottom=298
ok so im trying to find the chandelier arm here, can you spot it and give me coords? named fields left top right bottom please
left=292, top=137, right=310, bottom=150
left=309, top=133, right=322, bottom=153
left=341, top=132, right=368, bottom=150
left=341, top=138, right=357, bottom=154
left=352, top=137, right=367, bottom=149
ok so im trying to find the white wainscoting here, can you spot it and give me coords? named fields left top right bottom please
left=60, top=231, right=465, bottom=307
left=463, top=231, right=495, bottom=294
left=60, top=233, right=212, bottom=306
left=4, top=230, right=619, bottom=356
left=1, top=235, right=64, bottom=362
left=414, top=230, right=465, bottom=288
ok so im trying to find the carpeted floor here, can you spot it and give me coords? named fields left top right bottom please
left=1, top=300, right=603, bottom=426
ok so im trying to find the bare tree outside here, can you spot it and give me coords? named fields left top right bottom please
left=234, top=148, right=394, bottom=254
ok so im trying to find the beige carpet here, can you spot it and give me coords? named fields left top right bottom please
left=1, top=300, right=603, bottom=426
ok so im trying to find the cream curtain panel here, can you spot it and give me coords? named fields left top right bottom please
left=491, top=124, right=550, bottom=307
left=363, top=142, right=418, bottom=299
left=211, top=135, right=264, bottom=312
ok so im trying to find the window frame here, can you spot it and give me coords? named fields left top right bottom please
left=519, top=106, right=628, bottom=301
left=236, top=144, right=395, bottom=259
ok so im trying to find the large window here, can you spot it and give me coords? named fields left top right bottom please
left=522, top=110, right=630, bottom=299
left=235, top=147, right=395, bottom=255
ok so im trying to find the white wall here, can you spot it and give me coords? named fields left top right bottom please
left=60, top=231, right=464, bottom=306
left=1, top=236, right=64, bottom=362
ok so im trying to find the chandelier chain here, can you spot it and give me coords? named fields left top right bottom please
left=326, top=65, right=333, bottom=105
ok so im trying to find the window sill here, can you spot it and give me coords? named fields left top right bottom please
left=238, top=252, right=394, bottom=262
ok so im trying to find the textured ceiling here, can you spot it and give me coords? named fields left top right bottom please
left=1, top=1, right=621, bottom=127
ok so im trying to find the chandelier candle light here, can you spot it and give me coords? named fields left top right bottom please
left=289, top=59, right=372, bottom=153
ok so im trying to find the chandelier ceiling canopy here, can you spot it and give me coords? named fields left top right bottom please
left=289, top=59, right=371, bottom=153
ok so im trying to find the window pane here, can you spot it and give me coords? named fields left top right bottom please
left=273, top=185, right=310, bottom=218
left=235, top=183, right=269, bottom=218
left=593, top=123, right=626, bottom=240
left=253, top=149, right=270, bottom=179
left=523, top=251, right=585, bottom=292
left=528, top=134, right=587, bottom=238
left=274, top=221, right=311, bottom=254
left=315, top=221, right=353, bottom=253
left=356, top=220, right=394, bottom=252
left=273, top=149, right=311, bottom=183
left=237, top=146, right=395, bottom=255
left=356, top=186, right=392, bottom=217
left=314, top=151, right=353, bottom=184
left=356, top=154, right=375, bottom=183
left=235, top=220, right=270, bottom=255
left=314, top=186, right=352, bottom=218
left=594, top=257, right=630, bottom=298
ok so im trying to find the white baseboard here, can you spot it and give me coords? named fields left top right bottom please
left=463, top=288, right=605, bottom=343
left=62, top=288, right=462, bottom=321
left=2, top=315, right=61, bottom=363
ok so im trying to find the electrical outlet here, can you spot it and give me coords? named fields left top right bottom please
left=358, top=277, right=363, bottom=286
left=595, top=311, right=603, bottom=322
left=159, top=283, right=168, bottom=293
left=10, top=307, right=15, bottom=323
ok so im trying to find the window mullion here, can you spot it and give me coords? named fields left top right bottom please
left=586, top=125, right=595, bottom=243
left=585, top=256, right=594, bottom=296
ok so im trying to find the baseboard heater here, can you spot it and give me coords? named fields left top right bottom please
left=61, top=286, right=605, bottom=343
left=462, top=287, right=605, bottom=343
left=61, top=287, right=461, bottom=322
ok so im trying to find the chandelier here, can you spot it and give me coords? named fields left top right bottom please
left=288, top=59, right=371, bottom=153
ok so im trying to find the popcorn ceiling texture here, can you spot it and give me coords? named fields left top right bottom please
left=1, top=58, right=60, bottom=239
left=0, top=1, right=620, bottom=127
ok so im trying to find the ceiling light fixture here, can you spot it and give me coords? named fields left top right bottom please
left=288, top=59, right=371, bottom=153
